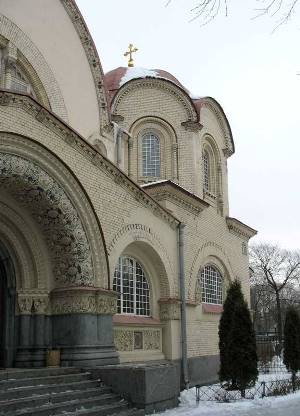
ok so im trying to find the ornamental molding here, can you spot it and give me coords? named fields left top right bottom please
left=60, top=0, right=110, bottom=132
left=50, top=287, right=118, bottom=315
left=188, top=240, right=235, bottom=300
left=112, top=78, right=198, bottom=124
left=226, top=217, right=257, bottom=240
left=201, top=99, right=234, bottom=157
left=181, top=120, right=203, bottom=132
left=0, top=91, right=177, bottom=230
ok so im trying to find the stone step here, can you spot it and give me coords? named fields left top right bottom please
left=0, top=367, right=82, bottom=381
left=0, top=379, right=103, bottom=401
left=0, top=371, right=91, bottom=389
left=1, top=396, right=128, bottom=416
left=54, top=402, right=139, bottom=416
left=0, top=387, right=111, bottom=412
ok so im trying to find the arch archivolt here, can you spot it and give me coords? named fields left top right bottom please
left=129, top=116, right=178, bottom=181
left=0, top=198, right=51, bottom=290
left=188, top=241, right=235, bottom=301
left=0, top=132, right=109, bottom=289
left=108, top=223, right=176, bottom=299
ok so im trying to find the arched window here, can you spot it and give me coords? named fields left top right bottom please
left=202, top=149, right=210, bottom=192
left=113, top=256, right=150, bottom=316
left=200, top=265, right=223, bottom=305
left=9, top=63, right=36, bottom=98
left=142, top=133, right=160, bottom=177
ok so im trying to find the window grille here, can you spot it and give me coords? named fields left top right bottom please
left=142, top=133, right=160, bottom=177
left=202, top=150, right=210, bottom=191
left=113, top=256, right=150, bottom=316
left=200, top=265, right=223, bottom=305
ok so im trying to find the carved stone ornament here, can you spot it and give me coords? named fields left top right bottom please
left=113, top=328, right=161, bottom=352
left=114, top=329, right=134, bottom=351
left=0, top=152, right=93, bottom=287
left=18, top=296, right=33, bottom=315
left=51, top=288, right=117, bottom=315
left=33, top=296, right=49, bottom=314
left=143, top=330, right=161, bottom=350
left=159, top=299, right=181, bottom=321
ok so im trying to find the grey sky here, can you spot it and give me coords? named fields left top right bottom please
left=76, top=0, right=300, bottom=250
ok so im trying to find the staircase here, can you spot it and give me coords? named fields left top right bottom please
left=0, top=367, right=144, bottom=416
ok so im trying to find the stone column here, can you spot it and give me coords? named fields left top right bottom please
left=15, top=296, right=33, bottom=367
left=51, top=287, right=119, bottom=367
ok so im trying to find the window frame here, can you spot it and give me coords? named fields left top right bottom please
left=113, top=256, right=151, bottom=317
left=141, top=132, right=161, bottom=178
left=200, top=264, right=223, bottom=305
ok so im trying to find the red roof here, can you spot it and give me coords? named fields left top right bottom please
left=104, top=66, right=190, bottom=107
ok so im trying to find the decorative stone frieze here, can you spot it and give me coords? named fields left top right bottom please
left=226, top=217, right=257, bottom=241
left=114, top=328, right=162, bottom=352
left=17, top=296, right=33, bottom=315
left=114, top=329, right=134, bottom=351
left=50, top=288, right=117, bottom=315
left=17, top=290, right=49, bottom=315
left=159, top=299, right=181, bottom=321
left=144, top=330, right=161, bottom=350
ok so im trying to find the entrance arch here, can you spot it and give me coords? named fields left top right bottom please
left=0, top=241, right=16, bottom=368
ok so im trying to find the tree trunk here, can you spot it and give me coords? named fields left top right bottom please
left=292, top=371, right=296, bottom=392
left=275, top=291, right=283, bottom=351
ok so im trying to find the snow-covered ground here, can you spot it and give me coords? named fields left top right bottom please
left=151, top=366, right=300, bottom=416
left=151, top=388, right=300, bottom=416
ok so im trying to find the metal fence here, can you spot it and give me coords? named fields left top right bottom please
left=256, top=332, right=285, bottom=373
left=196, top=378, right=300, bottom=402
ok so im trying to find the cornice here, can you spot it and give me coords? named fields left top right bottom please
left=0, top=90, right=178, bottom=229
left=60, top=0, right=111, bottom=132
left=226, top=216, right=257, bottom=240
left=143, top=180, right=209, bottom=216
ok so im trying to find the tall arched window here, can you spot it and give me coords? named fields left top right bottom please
left=202, top=149, right=210, bottom=192
left=200, top=265, right=223, bottom=305
left=142, top=133, right=160, bottom=177
left=113, top=256, right=150, bottom=316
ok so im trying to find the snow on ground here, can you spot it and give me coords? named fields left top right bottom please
left=151, top=388, right=300, bottom=416
left=151, top=368, right=300, bottom=416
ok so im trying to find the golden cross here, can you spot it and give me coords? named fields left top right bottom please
left=124, top=44, right=138, bottom=67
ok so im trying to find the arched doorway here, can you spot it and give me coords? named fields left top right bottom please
left=0, top=242, right=16, bottom=368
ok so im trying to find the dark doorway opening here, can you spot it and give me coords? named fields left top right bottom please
left=0, top=243, right=16, bottom=368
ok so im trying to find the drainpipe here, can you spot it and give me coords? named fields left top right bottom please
left=178, top=222, right=189, bottom=389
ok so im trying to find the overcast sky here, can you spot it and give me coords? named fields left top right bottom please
left=76, top=0, right=300, bottom=250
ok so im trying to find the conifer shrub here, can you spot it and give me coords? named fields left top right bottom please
left=219, top=280, right=258, bottom=397
left=283, top=307, right=300, bottom=391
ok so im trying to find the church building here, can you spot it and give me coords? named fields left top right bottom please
left=0, top=0, right=256, bottom=411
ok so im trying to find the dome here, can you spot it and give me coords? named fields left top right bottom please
left=104, top=66, right=191, bottom=106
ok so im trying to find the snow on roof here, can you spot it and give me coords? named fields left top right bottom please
left=119, top=67, right=159, bottom=87
left=141, top=179, right=169, bottom=187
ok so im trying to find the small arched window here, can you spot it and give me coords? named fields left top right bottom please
left=113, top=256, right=150, bottom=316
left=9, top=63, right=36, bottom=97
left=200, top=265, right=223, bottom=305
left=142, top=133, right=160, bottom=177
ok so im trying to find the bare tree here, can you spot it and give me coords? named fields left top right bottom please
left=166, top=1, right=300, bottom=28
left=250, top=243, right=300, bottom=347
